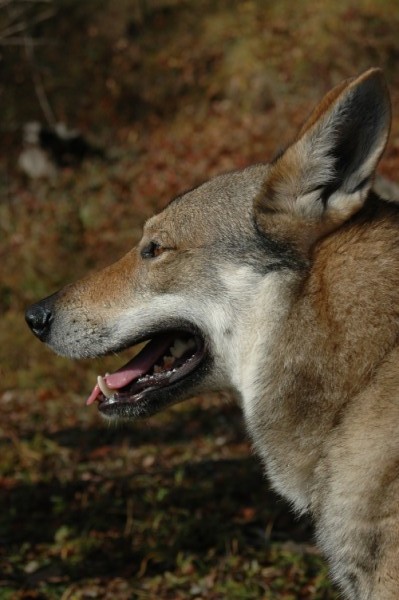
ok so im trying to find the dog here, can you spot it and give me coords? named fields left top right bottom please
left=26, top=68, right=399, bottom=599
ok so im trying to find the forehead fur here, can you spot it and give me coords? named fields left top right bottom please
left=145, top=163, right=270, bottom=245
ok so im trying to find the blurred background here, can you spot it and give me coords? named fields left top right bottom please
left=1, top=1, right=399, bottom=598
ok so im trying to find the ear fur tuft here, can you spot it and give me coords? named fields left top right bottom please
left=255, top=69, right=391, bottom=247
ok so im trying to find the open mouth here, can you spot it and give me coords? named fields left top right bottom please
left=87, top=329, right=207, bottom=417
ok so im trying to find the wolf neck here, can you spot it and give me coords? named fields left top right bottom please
left=241, top=196, right=399, bottom=514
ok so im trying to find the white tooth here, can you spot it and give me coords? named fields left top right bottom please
left=170, top=339, right=187, bottom=358
left=170, top=337, right=197, bottom=358
left=97, top=375, right=114, bottom=398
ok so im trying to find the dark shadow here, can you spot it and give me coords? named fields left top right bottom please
left=0, top=454, right=313, bottom=588
left=2, top=403, right=246, bottom=451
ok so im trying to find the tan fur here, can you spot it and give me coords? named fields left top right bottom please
left=25, top=69, right=399, bottom=599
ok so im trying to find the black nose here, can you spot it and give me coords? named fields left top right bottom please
left=25, top=303, right=54, bottom=341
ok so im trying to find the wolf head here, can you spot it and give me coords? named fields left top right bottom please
left=25, top=69, right=392, bottom=420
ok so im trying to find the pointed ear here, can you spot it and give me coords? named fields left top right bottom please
left=255, top=69, right=391, bottom=248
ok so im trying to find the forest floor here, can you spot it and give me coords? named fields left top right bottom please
left=2, top=0, right=399, bottom=598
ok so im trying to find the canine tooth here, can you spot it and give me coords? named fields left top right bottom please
left=170, top=338, right=187, bottom=358
left=97, top=375, right=114, bottom=398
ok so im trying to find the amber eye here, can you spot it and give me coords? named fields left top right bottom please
left=140, top=241, right=164, bottom=259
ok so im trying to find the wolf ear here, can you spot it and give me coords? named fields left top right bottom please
left=255, top=69, right=391, bottom=247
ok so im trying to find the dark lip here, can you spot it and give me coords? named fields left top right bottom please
left=96, top=324, right=210, bottom=418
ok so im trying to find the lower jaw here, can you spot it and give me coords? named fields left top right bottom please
left=98, top=354, right=212, bottom=419
left=98, top=386, right=184, bottom=419
left=99, top=396, right=162, bottom=419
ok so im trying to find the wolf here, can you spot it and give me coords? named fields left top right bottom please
left=26, top=69, right=399, bottom=599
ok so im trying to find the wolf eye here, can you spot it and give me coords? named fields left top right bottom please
left=140, top=241, right=164, bottom=259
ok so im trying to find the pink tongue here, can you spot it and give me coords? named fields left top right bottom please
left=86, top=333, right=176, bottom=406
